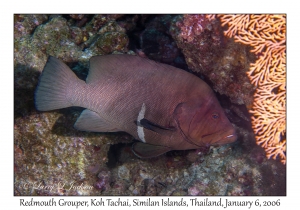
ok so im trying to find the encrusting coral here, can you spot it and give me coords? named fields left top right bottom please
left=170, top=14, right=256, bottom=106
left=213, top=14, right=286, bottom=164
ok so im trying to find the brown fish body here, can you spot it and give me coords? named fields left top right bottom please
left=35, top=54, right=237, bottom=158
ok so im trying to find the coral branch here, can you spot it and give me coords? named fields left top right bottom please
left=214, top=14, right=286, bottom=164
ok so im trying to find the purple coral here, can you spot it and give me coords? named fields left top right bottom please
left=177, top=15, right=211, bottom=42
left=95, top=169, right=111, bottom=191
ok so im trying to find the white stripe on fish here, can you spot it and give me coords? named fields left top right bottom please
left=137, top=103, right=146, bottom=142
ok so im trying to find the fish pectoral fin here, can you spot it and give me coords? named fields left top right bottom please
left=132, top=142, right=171, bottom=158
left=135, top=118, right=175, bottom=134
left=74, top=109, right=118, bottom=132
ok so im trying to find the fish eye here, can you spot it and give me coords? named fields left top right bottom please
left=212, top=113, right=219, bottom=119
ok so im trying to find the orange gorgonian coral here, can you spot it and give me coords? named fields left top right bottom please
left=213, top=14, right=286, bottom=164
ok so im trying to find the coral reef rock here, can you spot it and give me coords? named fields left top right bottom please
left=170, top=14, right=256, bottom=106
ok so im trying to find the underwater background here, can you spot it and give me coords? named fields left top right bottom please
left=14, top=14, right=286, bottom=196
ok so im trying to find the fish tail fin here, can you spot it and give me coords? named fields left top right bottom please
left=35, top=56, right=81, bottom=111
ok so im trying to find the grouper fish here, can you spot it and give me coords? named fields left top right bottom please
left=35, top=54, right=237, bottom=158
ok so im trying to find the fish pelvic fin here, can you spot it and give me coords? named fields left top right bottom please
left=132, top=142, right=171, bottom=158
left=35, top=56, right=83, bottom=111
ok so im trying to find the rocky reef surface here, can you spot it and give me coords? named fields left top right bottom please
left=14, top=14, right=285, bottom=196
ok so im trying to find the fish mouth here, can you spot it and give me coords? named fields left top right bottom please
left=209, top=128, right=237, bottom=146
left=176, top=113, right=237, bottom=147
left=179, top=126, right=237, bottom=148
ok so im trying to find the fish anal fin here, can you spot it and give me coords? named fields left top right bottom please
left=132, top=142, right=171, bottom=158
left=74, top=109, right=118, bottom=132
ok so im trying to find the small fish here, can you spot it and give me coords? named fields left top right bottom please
left=35, top=54, right=237, bottom=158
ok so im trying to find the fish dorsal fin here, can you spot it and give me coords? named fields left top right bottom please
left=74, top=109, right=118, bottom=132
left=132, top=142, right=171, bottom=158
left=87, top=55, right=111, bottom=83
left=86, top=54, right=168, bottom=84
